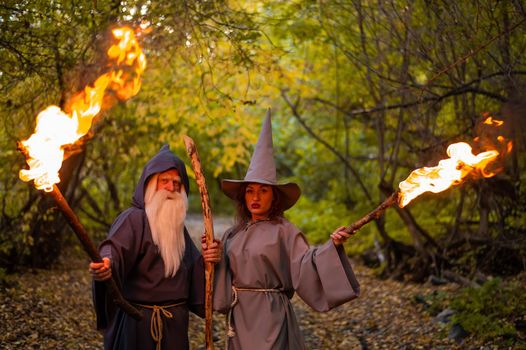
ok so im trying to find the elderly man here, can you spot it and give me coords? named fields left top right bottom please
left=89, top=144, right=221, bottom=350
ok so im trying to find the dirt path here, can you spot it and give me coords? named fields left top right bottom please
left=0, top=216, right=470, bottom=349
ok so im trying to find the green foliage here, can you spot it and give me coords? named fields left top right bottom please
left=0, top=0, right=272, bottom=266
left=415, top=289, right=451, bottom=316
left=287, top=196, right=349, bottom=244
left=418, top=277, right=526, bottom=346
left=1, top=0, right=525, bottom=278
left=450, top=277, right=526, bottom=342
left=286, top=183, right=378, bottom=255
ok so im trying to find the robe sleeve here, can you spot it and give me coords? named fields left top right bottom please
left=212, top=229, right=234, bottom=314
left=92, top=208, right=144, bottom=330
left=289, top=225, right=360, bottom=312
left=185, top=231, right=206, bottom=318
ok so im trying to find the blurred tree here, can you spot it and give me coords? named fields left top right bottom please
left=1, top=0, right=524, bottom=282
left=0, top=0, right=267, bottom=269
left=262, top=0, right=526, bottom=280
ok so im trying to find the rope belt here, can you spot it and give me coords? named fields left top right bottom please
left=134, top=301, right=185, bottom=350
left=226, top=286, right=282, bottom=343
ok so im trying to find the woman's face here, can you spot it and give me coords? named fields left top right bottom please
left=245, top=183, right=274, bottom=221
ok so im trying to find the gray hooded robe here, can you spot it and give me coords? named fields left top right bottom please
left=93, top=144, right=205, bottom=350
left=213, top=218, right=361, bottom=350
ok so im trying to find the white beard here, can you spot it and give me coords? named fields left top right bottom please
left=144, top=175, right=188, bottom=278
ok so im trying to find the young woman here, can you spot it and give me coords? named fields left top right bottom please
left=207, top=111, right=360, bottom=350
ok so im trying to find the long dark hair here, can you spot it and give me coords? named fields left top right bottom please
left=233, top=183, right=284, bottom=231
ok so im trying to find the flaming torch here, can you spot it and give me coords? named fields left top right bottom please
left=17, top=26, right=148, bottom=320
left=343, top=117, right=511, bottom=234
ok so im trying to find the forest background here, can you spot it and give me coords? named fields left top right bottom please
left=1, top=0, right=525, bottom=346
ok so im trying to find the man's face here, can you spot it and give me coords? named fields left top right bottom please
left=146, top=168, right=187, bottom=278
left=156, top=169, right=182, bottom=193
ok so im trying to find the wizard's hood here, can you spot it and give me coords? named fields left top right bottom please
left=132, top=144, right=190, bottom=209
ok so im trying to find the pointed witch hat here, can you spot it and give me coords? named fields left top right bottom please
left=221, top=109, right=301, bottom=210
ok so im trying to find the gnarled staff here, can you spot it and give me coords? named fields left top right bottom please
left=183, top=135, right=215, bottom=350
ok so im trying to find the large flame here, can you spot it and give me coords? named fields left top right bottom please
left=19, top=27, right=146, bottom=191
left=398, top=117, right=510, bottom=207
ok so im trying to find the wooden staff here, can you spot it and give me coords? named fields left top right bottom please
left=343, top=191, right=400, bottom=234
left=183, top=135, right=215, bottom=350
left=18, top=143, right=142, bottom=320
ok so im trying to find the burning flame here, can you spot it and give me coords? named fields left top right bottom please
left=398, top=117, right=510, bottom=207
left=19, top=27, right=146, bottom=192
left=483, top=117, right=503, bottom=126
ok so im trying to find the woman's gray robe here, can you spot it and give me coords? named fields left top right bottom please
left=214, top=218, right=360, bottom=350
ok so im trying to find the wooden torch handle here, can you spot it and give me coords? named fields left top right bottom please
left=17, top=143, right=141, bottom=320
left=343, top=192, right=400, bottom=234
left=49, top=185, right=143, bottom=320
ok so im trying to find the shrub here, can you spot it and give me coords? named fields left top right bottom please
left=450, top=277, right=526, bottom=343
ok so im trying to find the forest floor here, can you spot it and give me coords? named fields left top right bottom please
left=0, top=215, right=496, bottom=349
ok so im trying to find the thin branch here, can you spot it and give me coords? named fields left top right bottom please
left=281, top=90, right=373, bottom=204
left=78, top=205, right=112, bottom=229
left=78, top=186, right=107, bottom=223
left=423, top=17, right=526, bottom=90
left=310, top=75, right=513, bottom=119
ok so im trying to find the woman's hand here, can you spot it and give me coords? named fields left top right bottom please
left=89, top=257, right=112, bottom=281
left=201, top=234, right=223, bottom=264
left=330, top=226, right=353, bottom=247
